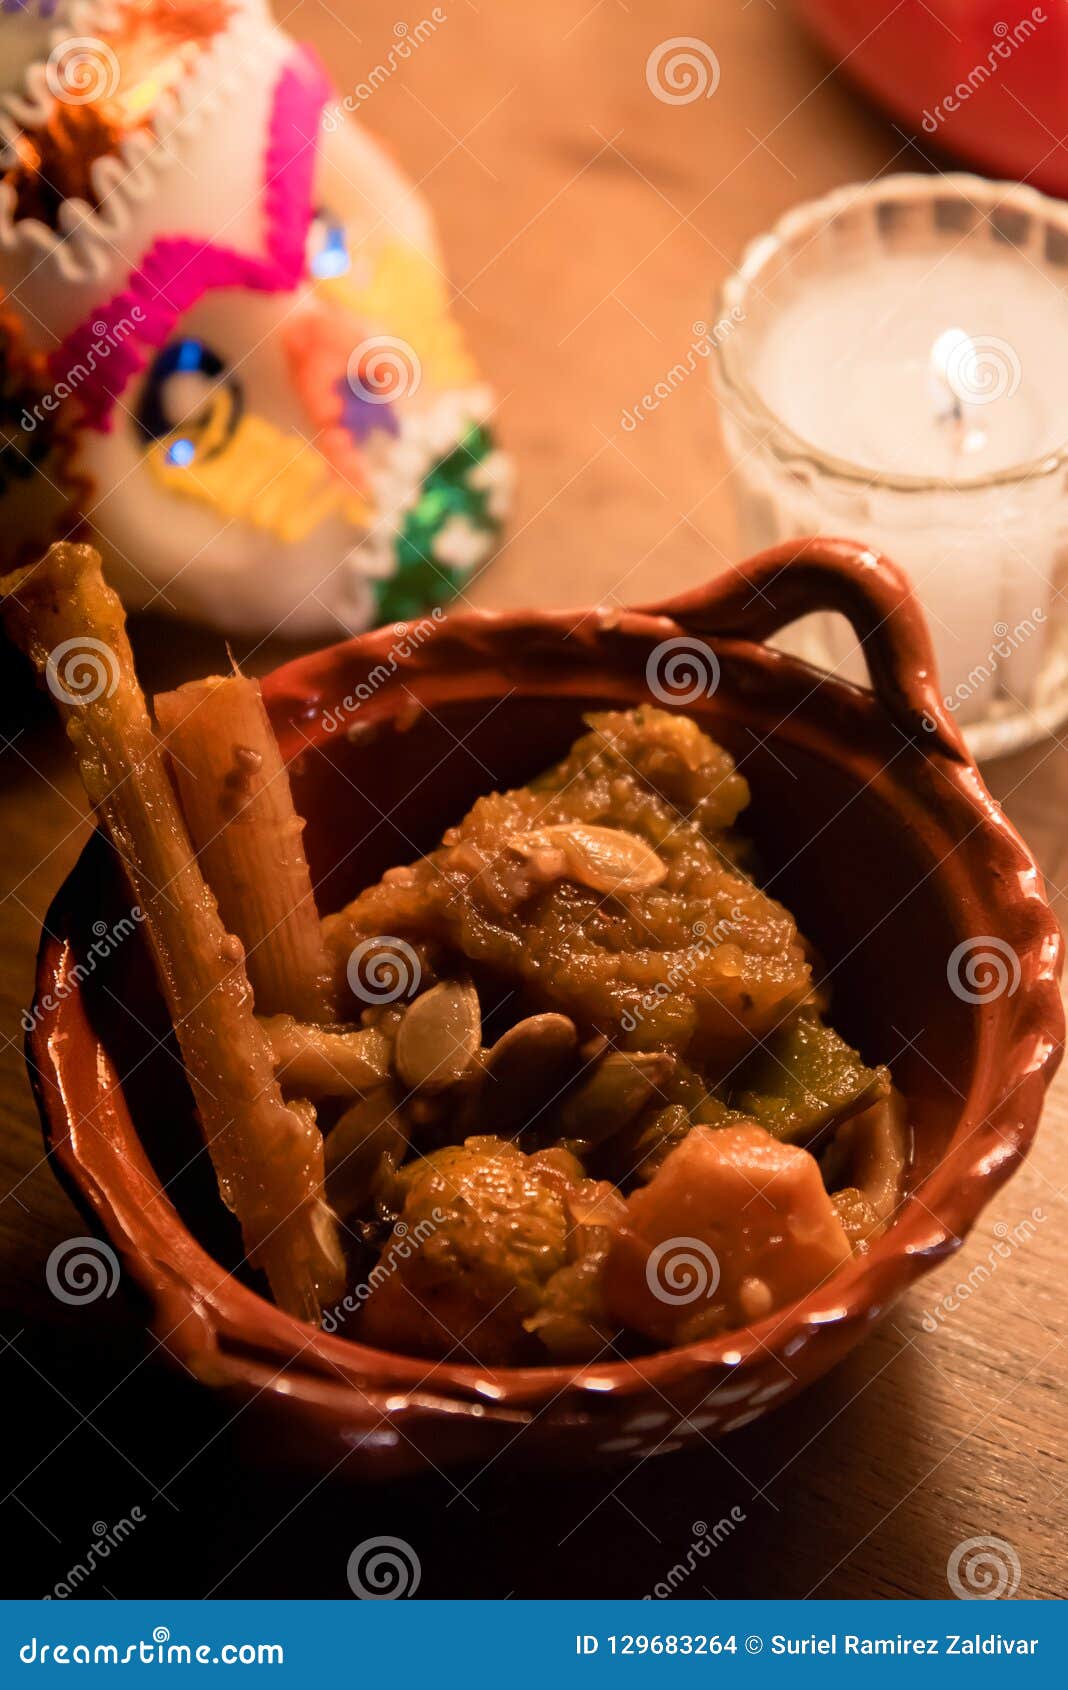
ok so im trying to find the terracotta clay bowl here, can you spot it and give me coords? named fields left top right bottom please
left=29, top=538, right=1064, bottom=1478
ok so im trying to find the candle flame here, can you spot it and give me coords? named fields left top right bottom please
left=929, top=327, right=988, bottom=457
left=929, top=327, right=972, bottom=420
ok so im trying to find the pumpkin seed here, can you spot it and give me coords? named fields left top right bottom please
left=558, top=1050, right=675, bottom=1146
left=395, top=978, right=482, bottom=1093
left=325, top=1086, right=408, bottom=1220
left=260, top=1013, right=393, bottom=1096
left=478, top=1012, right=579, bottom=1137
left=507, top=823, right=667, bottom=895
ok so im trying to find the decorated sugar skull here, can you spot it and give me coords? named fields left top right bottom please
left=0, top=0, right=511, bottom=634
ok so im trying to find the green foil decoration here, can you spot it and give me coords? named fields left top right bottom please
left=375, top=422, right=500, bottom=624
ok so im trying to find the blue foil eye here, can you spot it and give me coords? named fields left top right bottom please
left=309, top=212, right=350, bottom=279
left=174, top=339, right=206, bottom=374
left=136, top=339, right=242, bottom=459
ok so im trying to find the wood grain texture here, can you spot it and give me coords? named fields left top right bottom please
left=1, top=0, right=1064, bottom=1599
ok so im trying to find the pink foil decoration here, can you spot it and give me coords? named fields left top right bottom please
left=47, top=46, right=331, bottom=431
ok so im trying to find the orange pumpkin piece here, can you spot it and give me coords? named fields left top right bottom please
left=603, top=1123, right=852, bottom=1345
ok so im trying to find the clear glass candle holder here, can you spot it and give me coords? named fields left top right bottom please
left=711, top=173, right=1068, bottom=760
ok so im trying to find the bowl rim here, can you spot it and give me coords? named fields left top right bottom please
left=26, top=539, right=1066, bottom=1423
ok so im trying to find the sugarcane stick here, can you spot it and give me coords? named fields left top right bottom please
left=1, top=543, right=344, bottom=1323
left=154, top=673, right=335, bottom=1021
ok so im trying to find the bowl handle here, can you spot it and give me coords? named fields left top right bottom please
left=644, top=536, right=968, bottom=761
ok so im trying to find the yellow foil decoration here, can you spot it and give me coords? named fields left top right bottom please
left=149, top=402, right=372, bottom=544
left=322, top=241, right=477, bottom=391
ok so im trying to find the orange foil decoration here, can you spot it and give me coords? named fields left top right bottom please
left=2, top=0, right=231, bottom=226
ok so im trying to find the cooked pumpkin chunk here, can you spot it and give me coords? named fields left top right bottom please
left=313, top=707, right=907, bottom=1356
left=603, top=1123, right=852, bottom=1345
left=324, top=707, right=812, bottom=1062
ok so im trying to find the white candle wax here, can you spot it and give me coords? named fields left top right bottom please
left=751, top=253, right=1068, bottom=480
left=715, top=179, right=1068, bottom=753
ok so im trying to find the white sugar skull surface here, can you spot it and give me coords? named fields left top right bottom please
left=0, top=0, right=511, bottom=634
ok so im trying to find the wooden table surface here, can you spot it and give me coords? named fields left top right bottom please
left=2, top=0, right=1065, bottom=1601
